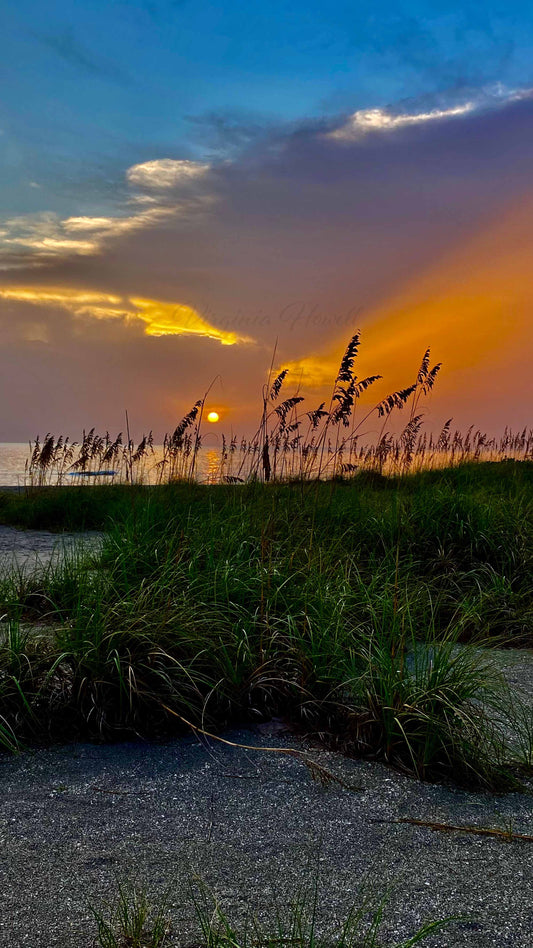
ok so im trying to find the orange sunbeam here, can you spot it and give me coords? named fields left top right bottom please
left=284, top=195, right=533, bottom=426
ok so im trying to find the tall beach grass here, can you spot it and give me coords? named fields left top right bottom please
left=22, top=335, right=533, bottom=486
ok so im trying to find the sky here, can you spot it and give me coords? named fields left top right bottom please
left=1, top=0, right=533, bottom=441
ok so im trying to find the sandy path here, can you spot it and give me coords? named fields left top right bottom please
left=0, top=525, right=101, bottom=573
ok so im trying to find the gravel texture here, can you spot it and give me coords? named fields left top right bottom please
left=1, top=725, right=532, bottom=948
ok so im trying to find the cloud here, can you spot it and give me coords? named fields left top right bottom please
left=329, top=84, right=533, bottom=140
left=3, top=83, right=533, bottom=434
left=130, top=298, right=250, bottom=343
left=330, top=102, right=477, bottom=140
left=0, top=158, right=215, bottom=268
left=185, top=110, right=278, bottom=157
left=0, top=286, right=251, bottom=346
left=62, top=217, right=126, bottom=232
left=5, top=81, right=528, bottom=274
left=0, top=300, right=263, bottom=440
left=278, top=355, right=337, bottom=388
left=0, top=287, right=124, bottom=319
left=0, top=205, right=188, bottom=267
left=126, top=159, right=211, bottom=190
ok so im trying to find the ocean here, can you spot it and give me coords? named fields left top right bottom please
left=0, top=443, right=223, bottom=487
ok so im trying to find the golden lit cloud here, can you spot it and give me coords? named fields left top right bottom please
left=279, top=356, right=337, bottom=388
left=0, top=288, right=124, bottom=321
left=0, top=286, right=252, bottom=346
left=0, top=288, right=121, bottom=304
left=0, top=207, right=178, bottom=263
left=330, top=85, right=533, bottom=141
left=130, top=297, right=250, bottom=344
left=126, top=159, right=210, bottom=190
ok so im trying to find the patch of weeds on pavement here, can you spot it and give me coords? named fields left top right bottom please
left=91, top=871, right=458, bottom=948
left=189, top=869, right=457, bottom=948
left=91, top=878, right=172, bottom=947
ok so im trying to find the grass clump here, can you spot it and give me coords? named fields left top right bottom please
left=92, top=880, right=171, bottom=948
left=91, top=871, right=455, bottom=948
left=348, top=623, right=516, bottom=787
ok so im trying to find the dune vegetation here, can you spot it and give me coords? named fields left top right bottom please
left=20, top=336, right=533, bottom=487
left=0, top=461, right=531, bottom=790
left=0, top=336, right=531, bottom=793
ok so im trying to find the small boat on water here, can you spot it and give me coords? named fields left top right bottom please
left=68, top=471, right=117, bottom=478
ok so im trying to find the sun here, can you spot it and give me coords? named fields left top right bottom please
left=207, top=411, right=220, bottom=423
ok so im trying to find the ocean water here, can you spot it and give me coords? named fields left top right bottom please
left=0, top=444, right=32, bottom=487
left=0, top=443, right=224, bottom=487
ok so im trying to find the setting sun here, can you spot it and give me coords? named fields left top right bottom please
left=207, top=411, right=220, bottom=423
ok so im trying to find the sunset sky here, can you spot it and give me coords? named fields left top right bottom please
left=1, top=0, right=533, bottom=440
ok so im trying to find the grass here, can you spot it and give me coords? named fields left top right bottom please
left=0, top=461, right=531, bottom=789
left=92, top=880, right=172, bottom=948
left=19, top=337, right=533, bottom=489
left=90, top=870, right=456, bottom=948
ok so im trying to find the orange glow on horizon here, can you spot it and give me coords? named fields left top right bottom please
left=283, top=196, right=533, bottom=422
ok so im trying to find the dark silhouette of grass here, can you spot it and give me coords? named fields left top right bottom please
left=22, top=336, right=533, bottom=486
